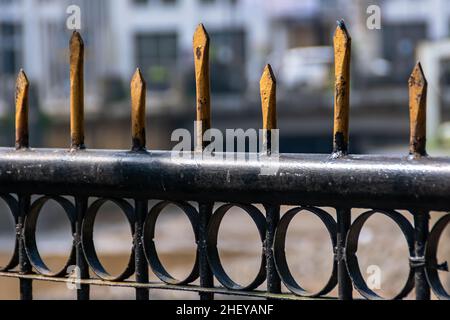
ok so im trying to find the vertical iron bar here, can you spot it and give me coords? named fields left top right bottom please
left=337, top=208, right=352, bottom=300
left=332, top=20, right=353, bottom=300
left=408, top=63, right=430, bottom=299
left=18, top=194, right=32, bottom=300
left=194, top=24, right=214, bottom=300
left=15, top=74, right=32, bottom=299
left=75, top=196, right=89, bottom=300
left=264, top=204, right=281, bottom=295
left=414, top=211, right=430, bottom=300
left=260, top=65, right=281, bottom=295
left=69, top=30, right=89, bottom=299
left=130, top=66, right=149, bottom=300
left=134, top=199, right=149, bottom=300
left=198, top=202, right=214, bottom=300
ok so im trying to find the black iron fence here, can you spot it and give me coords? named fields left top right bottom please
left=0, top=21, right=449, bottom=300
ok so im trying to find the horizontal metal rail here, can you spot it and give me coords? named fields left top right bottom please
left=0, top=148, right=449, bottom=210
left=0, top=272, right=336, bottom=300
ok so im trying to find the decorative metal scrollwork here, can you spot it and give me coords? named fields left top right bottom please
left=345, top=210, right=415, bottom=300
left=206, top=203, right=266, bottom=291
left=425, top=213, right=450, bottom=300
left=3, top=192, right=448, bottom=300
left=273, top=206, right=337, bottom=297
left=24, top=196, right=76, bottom=277
left=143, top=200, right=199, bottom=285
left=0, top=195, right=19, bottom=271
left=82, top=198, right=135, bottom=281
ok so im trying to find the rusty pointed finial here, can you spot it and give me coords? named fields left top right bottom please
left=70, top=31, right=85, bottom=149
left=193, top=23, right=211, bottom=151
left=333, top=19, right=351, bottom=156
left=408, top=62, right=428, bottom=157
left=260, top=64, right=277, bottom=153
left=131, top=68, right=146, bottom=151
left=15, top=69, right=29, bottom=149
left=260, top=64, right=277, bottom=130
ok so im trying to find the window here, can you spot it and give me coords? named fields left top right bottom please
left=132, top=0, right=176, bottom=5
left=209, top=29, right=246, bottom=93
left=135, top=32, right=178, bottom=90
left=199, top=0, right=238, bottom=4
left=0, top=0, right=16, bottom=4
left=0, top=23, right=22, bottom=75
left=382, top=23, right=427, bottom=83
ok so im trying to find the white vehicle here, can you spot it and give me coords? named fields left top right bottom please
left=279, top=46, right=333, bottom=90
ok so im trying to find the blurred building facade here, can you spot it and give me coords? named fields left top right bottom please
left=1, top=0, right=450, bottom=127
left=0, top=0, right=110, bottom=117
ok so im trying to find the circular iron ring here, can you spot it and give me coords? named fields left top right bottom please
left=345, top=210, right=415, bottom=300
left=82, top=198, right=135, bottom=281
left=143, top=201, right=199, bottom=285
left=0, top=194, right=19, bottom=271
left=273, top=206, right=337, bottom=297
left=425, top=213, right=450, bottom=300
left=207, top=203, right=266, bottom=291
left=24, top=196, right=76, bottom=277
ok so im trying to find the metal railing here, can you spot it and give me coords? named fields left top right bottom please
left=0, top=21, right=449, bottom=300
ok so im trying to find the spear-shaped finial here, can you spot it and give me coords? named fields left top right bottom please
left=260, top=64, right=277, bottom=153
left=131, top=68, right=147, bottom=151
left=333, top=19, right=351, bottom=156
left=15, top=69, right=29, bottom=149
left=408, top=62, right=428, bottom=157
left=193, top=23, right=211, bottom=151
left=70, top=31, right=85, bottom=149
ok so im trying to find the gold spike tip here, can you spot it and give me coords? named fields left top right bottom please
left=193, top=24, right=209, bottom=51
left=260, top=64, right=277, bottom=86
left=15, top=69, right=29, bottom=113
left=131, top=68, right=147, bottom=151
left=70, top=31, right=84, bottom=49
left=333, top=20, right=351, bottom=65
left=131, top=68, right=146, bottom=93
left=333, top=19, right=351, bottom=155
left=69, top=32, right=84, bottom=72
left=16, top=69, right=29, bottom=91
left=260, top=64, right=277, bottom=130
left=334, top=19, right=351, bottom=54
left=336, top=19, right=351, bottom=40
left=409, top=62, right=427, bottom=88
left=70, top=31, right=85, bottom=149
left=193, top=23, right=211, bottom=151
left=193, top=23, right=210, bottom=68
left=408, top=62, right=428, bottom=157
left=70, top=32, right=84, bottom=64
left=15, top=69, right=30, bottom=149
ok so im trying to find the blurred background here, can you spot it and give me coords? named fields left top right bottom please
left=0, top=0, right=449, bottom=299
left=2, top=0, right=450, bottom=153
